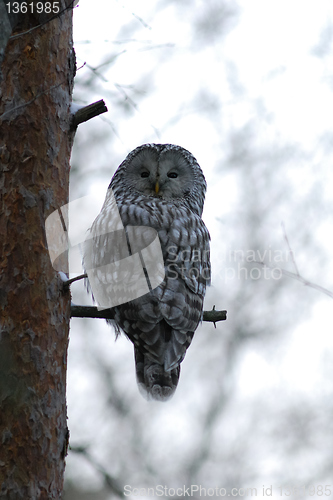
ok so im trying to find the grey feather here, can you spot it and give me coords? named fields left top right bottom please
left=83, top=144, right=211, bottom=401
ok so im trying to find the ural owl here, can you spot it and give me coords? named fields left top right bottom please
left=84, top=144, right=210, bottom=401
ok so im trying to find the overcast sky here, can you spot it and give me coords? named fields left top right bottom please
left=66, top=1, right=333, bottom=494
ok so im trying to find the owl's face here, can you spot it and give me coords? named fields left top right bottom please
left=123, top=147, right=195, bottom=200
left=111, top=144, right=207, bottom=216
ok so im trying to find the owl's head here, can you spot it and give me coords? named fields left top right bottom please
left=110, top=144, right=207, bottom=216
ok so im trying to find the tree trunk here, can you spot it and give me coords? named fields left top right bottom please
left=0, top=4, right=75, bottom=498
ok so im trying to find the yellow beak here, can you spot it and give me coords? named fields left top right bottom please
left=155, top=181, right=160, bottom=194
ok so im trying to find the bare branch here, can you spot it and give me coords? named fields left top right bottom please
left=71, top=305, right=116, bottom=320
left=203, top=307, right=227, bottom=323
left=281, top=221, right=300, bottom=276
left=66, top=274, right=227, bottom=322
left=275, top=222, right=333, bottom=298
left=70, top=99, right=108, bottom=129
left=63, top=273, right=87, bottom=287
left=70, top=304, right=227, bottom=323
left=254, top=261, right=333, bottom=299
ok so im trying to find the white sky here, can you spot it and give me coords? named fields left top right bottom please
left=68, top=0, right=333, bottom=490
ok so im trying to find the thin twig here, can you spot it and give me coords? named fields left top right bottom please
left=114, top=0, right=152, bottom=30
left=70, top=446, right=124, bottom=498
left=71, top=304, right=227, bottom=323
left=114, top=83, right=161, bottom=139
left=281, top=222, right=300, bottom=276
left=254, top=261, right=333, bottom=299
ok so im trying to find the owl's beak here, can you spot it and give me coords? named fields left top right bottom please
left=154, top=181, right=160, bottom=194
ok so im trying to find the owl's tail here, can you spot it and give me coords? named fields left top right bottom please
left=134, top=348, right=180, bottom=401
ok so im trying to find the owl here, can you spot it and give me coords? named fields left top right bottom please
left=83, top=144, right=210, bottom=401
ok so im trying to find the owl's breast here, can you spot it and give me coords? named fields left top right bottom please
left=117, top=196, right=180, bottom=230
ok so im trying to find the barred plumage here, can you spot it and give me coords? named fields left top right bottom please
left=84, top=144, right=210, bottom=401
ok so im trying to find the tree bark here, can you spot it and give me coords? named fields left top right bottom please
left=0, top=4, right=75, bottom=498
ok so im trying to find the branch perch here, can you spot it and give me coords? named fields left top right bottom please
left=64, top=274, right=227, bottom=323
left=71, top=304, right=227, bottom=323
left=70, top=99, right=108, bottom=129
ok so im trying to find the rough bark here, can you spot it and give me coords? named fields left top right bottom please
left=0, top=4, right=75, bottom=499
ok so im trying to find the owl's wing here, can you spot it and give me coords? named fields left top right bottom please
left=163, top=213, right=211, bottom=295
left=137, top=213, right=211, bottom=371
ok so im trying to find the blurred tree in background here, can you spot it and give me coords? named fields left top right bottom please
left=64, top=1, right=333, bottom=498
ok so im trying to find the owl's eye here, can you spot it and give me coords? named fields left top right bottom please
left=141, top=171, right=150, bottom=178
left=167, top=172, right=178, bottom=179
